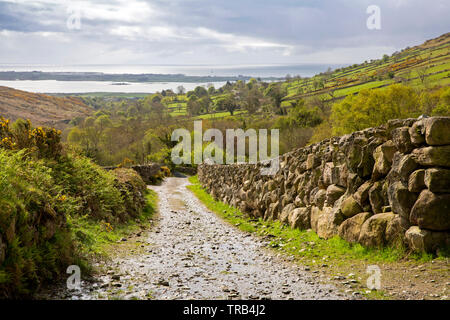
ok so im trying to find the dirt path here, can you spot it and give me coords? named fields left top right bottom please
left=45, top=177, right=350, bottom=300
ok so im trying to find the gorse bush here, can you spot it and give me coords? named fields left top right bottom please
left=0, top=118, right=150, bottom=298
left=1, top=117, right=62, bottom=159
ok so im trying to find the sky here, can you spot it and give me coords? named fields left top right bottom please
left=0, top=0, right=449, bottom=67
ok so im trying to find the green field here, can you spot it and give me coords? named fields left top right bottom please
left=280, top=33, right=449, bottom=106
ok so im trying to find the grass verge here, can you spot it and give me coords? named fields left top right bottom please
left=187, top=175, right=449, bottom=300
left=68, top=189, right=158, bottom=260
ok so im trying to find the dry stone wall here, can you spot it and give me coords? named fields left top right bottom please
left=198, top=117, right=450, bottom=253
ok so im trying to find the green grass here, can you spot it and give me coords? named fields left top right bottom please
left=194, top=110, right=246, bottom=119
left=187, top=176, right=437, bottom=265
left=68, top=190, right=158, bottom=257
left=333, top=80, right=391, bottom=97
left=169, top=110, right=188, bottom=116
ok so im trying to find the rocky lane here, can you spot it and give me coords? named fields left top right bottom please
left=46, top=177, right=348, bottom=300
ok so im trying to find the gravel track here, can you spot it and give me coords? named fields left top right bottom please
left=43, top=177, right=347, bottom=300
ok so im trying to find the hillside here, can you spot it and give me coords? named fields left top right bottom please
left=0, top=86, right=92, bottom=128
left=281, top=32, right=450, bottom=106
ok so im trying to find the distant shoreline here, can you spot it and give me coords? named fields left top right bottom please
left=0, top=71, right=283, bottom=83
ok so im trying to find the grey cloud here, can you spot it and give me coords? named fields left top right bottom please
left=0, top=0, right=448, bottom=65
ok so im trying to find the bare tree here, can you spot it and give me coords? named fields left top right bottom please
left=177, top=85, right=186, bottom=95
left=416, top=65, right=429, bottom=85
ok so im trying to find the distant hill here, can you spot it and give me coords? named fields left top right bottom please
left=281, top=32, right=450, bottom=105
left=0, top=86, right=92, bottom=128
left=0, top=71, right=281, bottom=83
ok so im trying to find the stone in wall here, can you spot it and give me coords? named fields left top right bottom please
left=316, top=206, right=344, bottom=239
left=410, top=190, right=450, bottom=231
left=368, top=181, right=387, bottom=214
left=424, top=168, right=450, bottom=193
left=424, top=117, right=450, bottom=145
left=372, top=140, right=397, bottom=180
left=340, top=195, right=363, bottom=218
left=392, top=127, right=414, bottom=154
left=405, top=226, right=450, bottom=252
left=338, top=212, right=372, bottom=243
left=325, top=184, right=345, bottom=206
left=387, top=181, right=417, bottom=219
left=288, top=207, right=311, bottom=230
left=358, top=212, right=396, bottom=247
left=385, top=215, right=410, bottom=245
left=411, top=145, right=450, bottom=167
left=409, top=119, right=426, bottom=146
left=408, top=169, right=426, bottom=193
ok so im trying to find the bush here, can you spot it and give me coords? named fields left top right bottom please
left=331, top=84, right=421, bottom=135
left=48, top=154, right=127, bottom=223
left=0, top=150, right=75, bottom=297
left=0, top=118, right=149, bottom=297
left=431, top=87, right=450, bottom=116
left=112, top=168, right=147, bottom=220
left=0, top=117, right=62, bottom=159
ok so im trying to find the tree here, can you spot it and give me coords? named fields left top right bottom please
left=223, top=81, right=233, bottom=92
left=272, top=101, right=317, bottom=153
left=194, top=86, right=208, bottom=98
left=247, top=78, right=258, bottom=90
left=143, top=94, right=166, bottom=119
left=216, top=94, right=238, bottom=115
left=416, top=65, right=429, bottom=85
left=431, top=87, right=450, bottom=116
left=127, top=105, right=138, bottom=117
left=312, top=78, right=324, bottom=91
left=198, top=96, right=212, bottom=114
left=94, top=114, right=112, bottom=132
left=161, top=97, right=172, bottom=107
left=235, top=80, right=245, bottom=90
left=331, top=84, right=421, bottom=135
left=264, top=83, right=287, bottom=115
left=324, top=67, right=333, bottom=79
left=243, top=88, right=262, bottom=113
left=288, top=100, right=322, bottom=128
left=187, top=95, right=201, bottom=116
left=207, top=85, right=216, bottom=95
left=177, top=85, right=186, bottom=95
